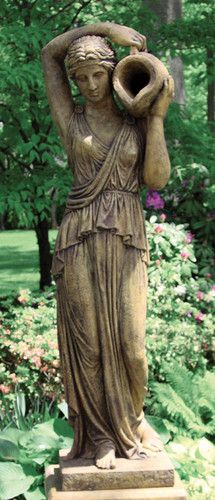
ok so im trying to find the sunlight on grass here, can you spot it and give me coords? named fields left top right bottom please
left=0, top=230, right=57, bottom=293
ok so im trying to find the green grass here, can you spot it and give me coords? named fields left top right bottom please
left=0, top=229, right=57, bottom=293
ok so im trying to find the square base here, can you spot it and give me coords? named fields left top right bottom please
left=59, top=450, right=174, bottom=491
left=45, top=465, right=188, bottom=500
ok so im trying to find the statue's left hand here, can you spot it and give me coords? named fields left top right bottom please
left=150, top=76, right=175, bottom=119
left=109, top=24, right=146, bottom=51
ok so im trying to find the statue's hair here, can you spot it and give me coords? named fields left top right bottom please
left=66, top=35, right=116, bottom=79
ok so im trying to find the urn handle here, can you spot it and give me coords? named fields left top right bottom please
left=130, top=44, right=148, bottom=55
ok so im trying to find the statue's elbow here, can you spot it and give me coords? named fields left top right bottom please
left=41, top=44, right=51, bottom=62
left=143, top=172, right=170, bottom=190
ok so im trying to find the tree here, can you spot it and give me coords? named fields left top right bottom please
left=0, top=0, right=93, bottom=289
left=0, top=0, right=153, bottom=288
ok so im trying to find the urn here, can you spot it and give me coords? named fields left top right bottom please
left=113, top=51, right=170, bottom=117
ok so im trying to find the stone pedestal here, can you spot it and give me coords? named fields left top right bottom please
left=45, top=450, right=188, bottom=500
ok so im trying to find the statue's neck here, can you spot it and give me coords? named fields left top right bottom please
left=85, top=96, right=119, bottom=117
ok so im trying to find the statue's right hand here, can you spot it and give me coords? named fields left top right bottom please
left=108, top=24, right=146, bottom=51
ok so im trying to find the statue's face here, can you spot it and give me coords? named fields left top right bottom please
left=75, top=64, right=111, bottom=104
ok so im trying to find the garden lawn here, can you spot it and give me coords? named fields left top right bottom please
left=0, top=229, right=57, bottom=294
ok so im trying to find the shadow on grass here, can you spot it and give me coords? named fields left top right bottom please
left=0, top=245, right=40, bottom=293
left=0, top=246, right=39, bottom=274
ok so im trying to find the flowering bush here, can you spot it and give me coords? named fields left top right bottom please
left=146, top=190, right=165, bottom=210
left=142, top=160, right=215, bottom=280
left=162, top=162, right=215, bottom=278
left=146, top=215, right=214, bottom=378
left=0, top=288, right=61, bottom=421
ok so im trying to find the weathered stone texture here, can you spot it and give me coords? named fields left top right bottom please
left=60, top=450, right=174, bottom=491
left=45, top=464, right=188, bottom=500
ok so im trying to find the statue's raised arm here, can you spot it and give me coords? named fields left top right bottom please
left=41, top=22, right=146, bottom=149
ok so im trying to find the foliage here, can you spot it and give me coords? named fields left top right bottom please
left=145, top=214, right=214, bottom=375
left=0, top=397, right=214, bottom=500
left=167, top=435, right=215, bottom=499
left=147, top=362, right=215, bottom=439
left=162, top=162, right=215, bottom=277
left=0, top=287, right=61, bottom=420
left=0, top=395, right=73, bottom=500
left=0, top=0, right=86, bottom=226
left=0, top=0, right=149, bottom=230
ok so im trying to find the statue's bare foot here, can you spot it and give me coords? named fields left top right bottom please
left=96, top=443, right=116, bottom=469
left=136, top=418, right=163, bottom=452
left=61, top=449, right=75, bottom=461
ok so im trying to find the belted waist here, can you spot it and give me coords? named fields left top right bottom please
left=64, top=189, right=140, bottom=217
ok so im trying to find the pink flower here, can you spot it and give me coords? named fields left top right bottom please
left=0, top=384, right=11, bottom=394
left=155, top=225, right=163, bottom=233
left=155, top=259, right=161, bottom=266
left=48, top=341, right=58, bottom=349
left=32, top=348, right=44, bottom=357
left=31, top=356, right=42, bottom=368
left=40, top=365, right=48, bottom=373
left=205, top=273, right=212, bottom=279
left=180, top=251, right=189, bottom=260
left=196, top=291, right=204, bottom=301
left=146, top=190, right=165, bottom=210
left=160, top=213, right=166, bottom=221
left=10, top=373, right=18, bottom=383
left=195, top=312, right=205, bottom=322
left=17, top=296, right=28, bottom=304
left=184, top=232, right=194, bottom=244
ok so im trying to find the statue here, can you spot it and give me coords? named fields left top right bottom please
left=42, top=22, right=174, bottom=471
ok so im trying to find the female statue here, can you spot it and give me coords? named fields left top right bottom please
left=42, top=22, right=174, bottom=470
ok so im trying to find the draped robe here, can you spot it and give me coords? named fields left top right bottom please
left=52, top=106, right=149, bottom=458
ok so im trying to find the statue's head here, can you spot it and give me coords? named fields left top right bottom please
left=66, top=35, right=116, bottom=80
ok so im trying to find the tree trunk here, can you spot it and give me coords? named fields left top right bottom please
left=169, top=56, right=185, bottom=106
left=145, top=0, right=185, bottom=105
left=50, top=188, right=59, bottom=229
left=0, top=213, right=5, bottom=230
left=35, top=217, right=52, bottom=290
left=206, top=48, right=215, bottom=135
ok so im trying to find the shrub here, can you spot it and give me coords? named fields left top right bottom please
left=144, top=160, right=215, bottom=279
left=146, top=215, right=214, bottom=377
left=147, top=362, right=215, bottom=439
left=0, top=288, right=61, bottom=422
left=166, top=435, right=215, bottom=499
left=0, top=397, right=73, bottom=500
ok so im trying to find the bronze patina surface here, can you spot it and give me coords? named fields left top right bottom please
left=42, top=22, right=174, bottom=470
